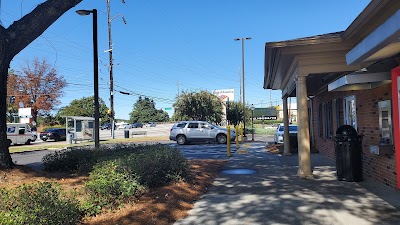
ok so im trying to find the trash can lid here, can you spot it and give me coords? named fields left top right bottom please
left=336, top=125, right=357, bottom=136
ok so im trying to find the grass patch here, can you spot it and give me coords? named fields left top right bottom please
left=250, top=124, right=276, bottom=135
left=9, top=136, right=169, bottom=153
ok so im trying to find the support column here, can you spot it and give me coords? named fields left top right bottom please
left=282, top=95, right=291, bottom=155
left=296, top=75, right=312, bottom=178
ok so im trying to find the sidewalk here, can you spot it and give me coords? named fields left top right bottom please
left=175, top=139, right=400, bottom=225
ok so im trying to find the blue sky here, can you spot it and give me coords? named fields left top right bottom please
left=2, top=0, right=370, bottom=120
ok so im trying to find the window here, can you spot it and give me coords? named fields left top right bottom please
left=324, top=101, right=333, bottom=139
left=177, top=123, right=186, bottom=128
left=332, top=99, right=341, bottom=133
left=318, top=101, right=333, bottom=139
left=200, top=123, right=210, bottom=129
left=278, top=125, right=297, bottom=132
left=343, top=95, right=357, bottom=130
left=318, top=104, right=323, bottom=137
left=76, top=121, right=82, bottom=132
left=188, top=123, right=198, bottom=128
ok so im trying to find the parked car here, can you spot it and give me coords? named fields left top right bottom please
left=101, top=123, right=116, bottom=130
left=146, top=122, right=156, bottom=127
left=117, top=123, right=130, bottom=130
left=274, top=124, right=298, bottom=144
left=40, top=128, right=67, bottom=142
left=169, top=121, right=236, bottom=145
left=131, top=122, right=143, bottom=128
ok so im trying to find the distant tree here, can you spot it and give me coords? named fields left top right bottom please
left=226, top=101, right=251, bottom=126
left=56, top=96, right=110, bottom=124
left=129, top=96, right=169, bottom=123
left=9, top=58, right=66, bottom=124
left=173, top=91, right=223, bottom=124
left=6, top=71, right=18, bottom=123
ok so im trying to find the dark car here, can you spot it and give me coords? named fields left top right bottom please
left=40, top=128, right=67, bottom=142
left=101, top=123, right=116, bottom=130
left=131, top=122, right=143, bottom=128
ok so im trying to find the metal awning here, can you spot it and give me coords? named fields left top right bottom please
left=65, top=116, right=95, bottom=121
left=328, top=72, right=392, bottom=92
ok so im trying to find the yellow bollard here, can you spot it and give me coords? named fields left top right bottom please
left=235, top=125, right=239, bottom=149
left=240, top=124, right=244, bottom=144
left=227, top=125, right=231, bottom=157
left=238, top=123, right=242, bottom=143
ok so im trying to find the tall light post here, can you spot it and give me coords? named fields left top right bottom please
left=250, top=104, right=255, bottom=141
left=76, top=9, right=100, bottom=148
left=234, top=37, right=251, bottom=136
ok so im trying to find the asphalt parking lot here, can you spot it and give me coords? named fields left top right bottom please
left=171, top=143, right=237, bottom=160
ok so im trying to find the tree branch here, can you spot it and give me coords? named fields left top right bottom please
left=6, top=0, right=83, bottom=58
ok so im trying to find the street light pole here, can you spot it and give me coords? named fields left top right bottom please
left=234, top=37, right=251, bottom=137
left=76, top=9, right=100, bottom=149
left=250, top=104, right=255, bottom=141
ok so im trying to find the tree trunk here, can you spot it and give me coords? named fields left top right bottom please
left=0, top=37, right=14, bottom=168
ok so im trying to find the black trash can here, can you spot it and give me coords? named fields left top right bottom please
left=289, top=133, right=298, bottom=153
left=124, top=130, right=129, bottom=138
left=334, top=125, right=363, bottom=182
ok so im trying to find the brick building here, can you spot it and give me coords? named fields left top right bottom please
left=264, top=1, right=400, bottom=190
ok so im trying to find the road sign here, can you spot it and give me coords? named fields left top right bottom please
left=164, top=107, right=172, bottom=110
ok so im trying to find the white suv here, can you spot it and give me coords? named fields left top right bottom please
left=169, top=121, right=236, bottom=145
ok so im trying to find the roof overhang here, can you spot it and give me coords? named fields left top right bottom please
left=264, top=33, right=360, bottom=96
left=346, top=10, right=400, bottom=65
left=328, top=71, right=391, bottom=92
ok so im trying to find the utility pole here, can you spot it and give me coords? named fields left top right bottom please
left=107, top=0, right=126, bottom=139
left=234, top=37, right=251, bottom=136
left=270, top=89, right=272, bottom=106
left=177, top=81, right=182, bottom=96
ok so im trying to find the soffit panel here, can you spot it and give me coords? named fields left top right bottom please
left=365, top=42, right=400, bottom=62
left=343, top=0, right=400, bottom=43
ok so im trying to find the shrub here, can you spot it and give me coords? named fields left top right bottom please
left=125, top=144, right=190, bottom=187
left=84, top=160, right=144, bottom=209
left=42, top=148, right=97, bottom=173
left=42, top=144, right=141, bottom=173
left=42, top=144, right=190, bottom=214
left=39, top=125, right=65, bottom=132
left=0, top=182, right=81, bottom=225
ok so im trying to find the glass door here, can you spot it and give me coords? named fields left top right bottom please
left=343, top=95, right=357, bottom=130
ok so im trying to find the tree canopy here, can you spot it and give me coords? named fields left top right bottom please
left=8, top=58, right=66, bottom=124
left=173, top=91, right=223, bottom=124
left=56, top=96, right=110, bottom=124
left=226, top=101, right=251, bottom=126
left=129, top=96, right=169, bottom=123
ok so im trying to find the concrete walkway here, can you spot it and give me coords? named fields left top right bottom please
left=175, top=140, right=400, bottom=225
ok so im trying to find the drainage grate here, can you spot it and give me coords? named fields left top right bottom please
left=220, top=168, right=257, bottom=175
